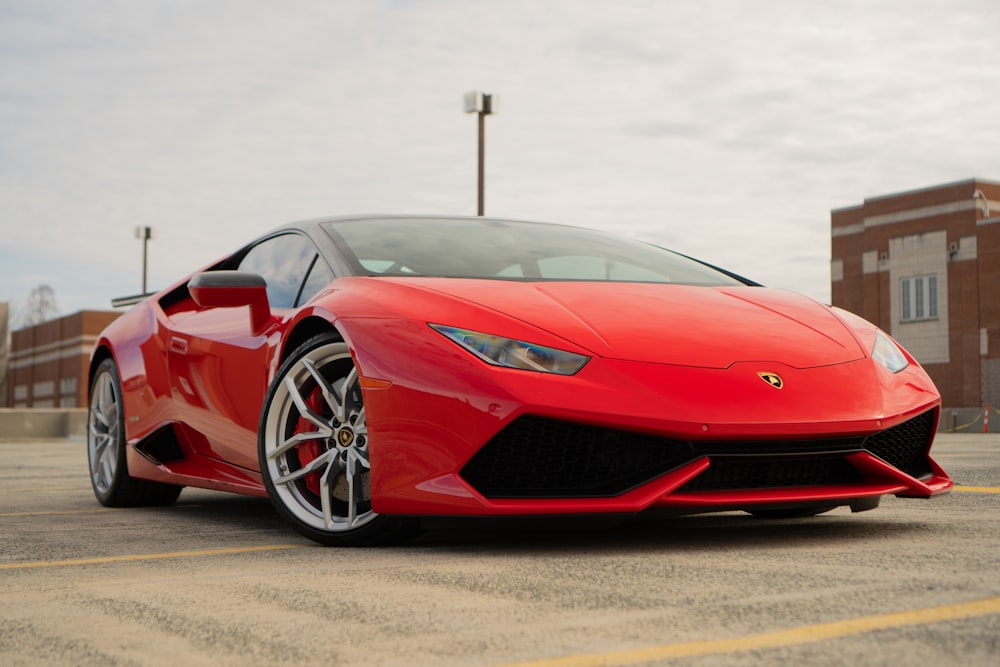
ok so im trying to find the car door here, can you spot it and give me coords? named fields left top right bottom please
left=166, top=232, right=334, bottom=470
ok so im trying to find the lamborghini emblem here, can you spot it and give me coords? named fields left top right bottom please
left=338, top=429, right=355, bottom=447
left=758, top=372, right=783, bottom=389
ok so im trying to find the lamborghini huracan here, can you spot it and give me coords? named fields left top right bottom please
left=87, top=216, right=952, bottom=545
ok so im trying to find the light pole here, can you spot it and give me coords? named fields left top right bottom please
left=134, top=226, right=154, bottom=294
left=464, top=91, right=497, bottom=216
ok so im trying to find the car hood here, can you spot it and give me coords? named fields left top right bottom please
left=407, top=280, right=866, bottom=369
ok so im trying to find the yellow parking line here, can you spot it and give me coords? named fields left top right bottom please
left=0, top=505, right=211, bottom=518
left=0, top=544, right=310, bottom=570
left=0, top=486, right=85, bottom=494
left=495, top=596, right=1000, bottom=667
left=933, top=453, right=996, bottom=458
left=953, top=485, right=1000, bottom=494
left=0, top=507, right=142, bottom=518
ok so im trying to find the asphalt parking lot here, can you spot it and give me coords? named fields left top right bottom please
left=1, top=434, right=998, bottom=666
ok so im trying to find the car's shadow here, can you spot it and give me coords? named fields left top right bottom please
left=164, top=490, right=933, bottom=553
left=168, top=493, right=289, bottom=531
left=409, top=512, right=928, bottom=554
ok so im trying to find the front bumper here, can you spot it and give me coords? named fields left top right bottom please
left=341, top=318, right=952, bottom=517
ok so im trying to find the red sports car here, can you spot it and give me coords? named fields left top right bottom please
left=88, top=216, right=952, bottom=545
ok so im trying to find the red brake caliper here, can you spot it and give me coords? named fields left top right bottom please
left=293, top=386, right=328, bottom=497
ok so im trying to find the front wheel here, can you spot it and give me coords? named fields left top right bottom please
left=258, top=333, right=419, bottom=546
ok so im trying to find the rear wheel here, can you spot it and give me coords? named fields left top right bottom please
left=88, top=358, right=182, bottom=506
left=258, top=333, right=419, bottom=546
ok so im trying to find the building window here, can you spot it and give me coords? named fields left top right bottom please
left=32, top=381, right=54, bottom=398
left=59, top=378, right=78, bottom=407
left=900, top=275, right=938, bottom=322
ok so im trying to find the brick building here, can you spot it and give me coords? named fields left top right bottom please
left=831, top=178, right=1000, bottom=410
left=7, top=311, right=120, bottom=408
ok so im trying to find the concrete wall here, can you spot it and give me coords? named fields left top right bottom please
left=0, top=408, right=87, bottom=439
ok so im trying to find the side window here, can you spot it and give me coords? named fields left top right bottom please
left=297, top=256, right=335, bottom=305
left=238, top=234, right=320, bottom=309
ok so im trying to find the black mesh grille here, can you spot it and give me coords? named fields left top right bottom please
left=460, top=409, right=938, bottom=499
left=459, top=416, right=696, bottom=498
left=862, top=409, right=936, bottom=478
left=678, top=456, right=864, bottom=491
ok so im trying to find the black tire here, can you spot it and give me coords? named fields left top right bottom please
left=258, top=333, right=420, bottom=546
left=88, top=358, right=182, bottom=507
left=745, top=505, right=837, bottom=519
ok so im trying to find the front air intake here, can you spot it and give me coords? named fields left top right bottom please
left=459, top=416, right=696, bottom=498
left=862, top=409, right=936, bottom=478
left=460, top=409, right=938, bottom=499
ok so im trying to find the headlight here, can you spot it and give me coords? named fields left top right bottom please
left=429, top=324, right=590, bottom=375
left=872, top=330, right=909, bottom=373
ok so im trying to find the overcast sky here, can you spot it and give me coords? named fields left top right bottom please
left=2, top=0, right=998, bottom=320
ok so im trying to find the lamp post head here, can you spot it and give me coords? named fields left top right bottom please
left=974, top=189, right=990, bottom=219
left=464, top=91, right=496, bottom=115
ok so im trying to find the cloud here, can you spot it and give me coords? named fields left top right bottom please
left=1, top=0, right=998, bottom=315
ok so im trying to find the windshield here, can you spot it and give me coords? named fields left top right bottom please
left=321, top=218, right=747, bottom=286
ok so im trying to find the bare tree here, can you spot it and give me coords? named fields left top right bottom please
left=17, top=284, right=60, bottom=327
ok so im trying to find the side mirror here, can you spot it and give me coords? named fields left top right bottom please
left=188, top=271, right=274, bottom=335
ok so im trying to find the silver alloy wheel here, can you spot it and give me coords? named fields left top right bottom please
left=261, top=341, right=377, bottom=533
left=88, top=368, right=121, bottom=496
